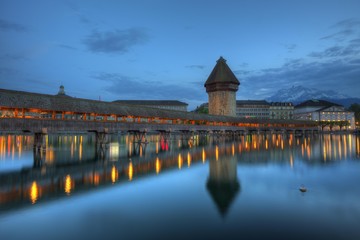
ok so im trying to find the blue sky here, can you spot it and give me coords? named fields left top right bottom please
left=1, top=0, right=360, bottom=110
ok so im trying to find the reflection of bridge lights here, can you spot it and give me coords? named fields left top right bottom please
left=187, top=152, right=191, bottom=167
left=65, top=175, right=73, bottom=195
left=94, top=173, right=100, bottom=185
left=128, top=162, right=133, bottom=181
left=281, top=139, right=284, bottom=150
left=265, top=139, right=268, bottom=150
left=30, top=181, right=39, bottom=204
left=178, top=153, right=183, bottom=169
left=232, top=144, right=235, bottom=156
left=156, top=157, right=161, bottom=174
left=215, top=145, right=219, bottom=161
left=109, top=143, right=120, bottom=159
left=111, top=165, right=118, bottom=183
left=202, top=148, right=206, bottom=163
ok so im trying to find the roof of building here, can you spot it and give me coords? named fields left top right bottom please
left=113, top=100, right=188, bottom=106
left=236, top=100, right=270, bottom=106
left=295, top=99, right=342, bottom=108
left=204, top=57, right=240, bottom=87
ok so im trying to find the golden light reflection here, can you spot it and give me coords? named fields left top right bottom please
left=202, top=148, right=206, bottom=163
left=45, top=148, right=54, bottom=164
left=111, top=165, right=118, bottom=183
left=265, top=139, right=268, bottom=150
left=156, top=157, right=161, bottom=174
left=156, top=142, right=159, bottom=154
left=232, top=143, right=235, bottom=156
left=128, top=142, right=133, bottom=157
left=94, top=173, right=100, bottom=185
left=30, top=181, right=39, bottom=204
left=178, top=153, right=183, bottom=169
left=64, top=175, right=73, bottom=195
left=290, top=154, right=293, bottom=169
left=215, top=145, right=219, bottom=161
left=128, top=162, right=133, bottom=181
left=187, top=152, right=191, bottom=167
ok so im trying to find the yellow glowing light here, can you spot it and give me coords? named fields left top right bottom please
left=156, top=142, right=159, bottom=154
left=128, top=162, right=133, bottom=181
left=178, top=153, right=183, bottom=169
left=187, top=152, right=191, bottom=167
left=30, top=181, right=39, bottom=204
left=281, top=139, right=284, bottom=150
left=111, top=165, right=118, bottom=183
left=265, top=139, right=268, bottom=150
left=290, top=154, right=293, bottom=169
left=202, top=148, right=206, bottom=163
left=156, top=157, right=161, bottom=174
left=65, top=175, right=72, bottom=195
left=215, top=145, right=219, bottom=161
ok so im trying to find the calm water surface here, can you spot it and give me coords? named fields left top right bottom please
left=0, top=133, right=360, bottom=240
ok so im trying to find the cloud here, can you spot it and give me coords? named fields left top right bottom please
left=237, top=56, right=360, bottom=99
left=0, top=19, right=27, bottom=32
left=308, top=45, right=360, bottom=58
left=92, top=72, right=205, bottom=103
left=185, top=65, right=205, bottom=70
left=58, top=44, right=77, bottom=50
left=321, top=18, right=360, bottom=42
left=83, top=28, right=148, bottom=54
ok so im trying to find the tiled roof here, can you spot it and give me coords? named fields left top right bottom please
left=236, top=100, right=270, bottom=106
left=113, top=100, right=188, bottom=106
left=204, top=57, right=240, bottom=87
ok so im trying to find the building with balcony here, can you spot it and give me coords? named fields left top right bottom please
left=269, top=102, right=294, bottom=120
left=294, top=99, right=355, bottom=130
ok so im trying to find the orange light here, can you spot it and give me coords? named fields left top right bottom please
left=178, top=153, right=183, bottom=169
left=155, top=157, right=161, bottom=174
left=111, top=165, right=118, bottom=183
left=128, top=162, right=133, bottom=181
left=30, top=181, right=39, bottom=204
left=64, top=175, right=73, bottom=195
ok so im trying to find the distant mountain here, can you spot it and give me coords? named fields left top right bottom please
left=266, top=86, right=360, bottom=108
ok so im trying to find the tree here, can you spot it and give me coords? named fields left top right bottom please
left=318, top=121, right=330, bottom=131
left=348, top=103, right=360, bottom=122
left=338, top=120, right=350, bottom=131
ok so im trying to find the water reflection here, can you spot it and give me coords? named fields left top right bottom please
left=0, top=133, right=359, bottom=212
left=207, top=154, right=240, bottom=216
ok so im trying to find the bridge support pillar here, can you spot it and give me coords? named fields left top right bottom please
left=33, top=129, right=47, bottom=151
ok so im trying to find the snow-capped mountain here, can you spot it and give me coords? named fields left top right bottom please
left=266, top=86, right=359, bottom=107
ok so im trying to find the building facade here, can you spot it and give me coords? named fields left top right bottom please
left=269, top=102, right=294, bottom=119
left=204, top=57, right=240, bottom=117
left=294, top=100, right=355, bottom=130
left=236, top=100, right=270, bottom=119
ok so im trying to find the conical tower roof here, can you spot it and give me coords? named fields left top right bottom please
left=204, top=57, right=240, bottom=92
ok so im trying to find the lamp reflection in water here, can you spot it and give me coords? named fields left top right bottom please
left=30, top=181, right=39, bottom=204
left=128, top=161, right=133, bottom=181
left=64, top=175, right=73, bottom=195
left=207, top=151, right=240, bottom=217
left=111, top=165, right=118, bottom=183
left=155, top=157, right=161, bottom=174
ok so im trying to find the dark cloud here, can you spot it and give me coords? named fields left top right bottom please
left=92, top=72, right=204, bottom=102
left=83, top=28, right=148, bottom=54
left=0, top=54, right=28, bottom=61
left=321, top=18, right=360, bottom=42
left=185, top=65, right=205, bottom=70
left=238, top=57, right=360, bottom=99
left=0, top=19, right=27, bottom=32
left=309, top=45, right=360, bottom=58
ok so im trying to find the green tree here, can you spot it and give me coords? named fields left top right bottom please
left=338, top=120, right=350, bottom=131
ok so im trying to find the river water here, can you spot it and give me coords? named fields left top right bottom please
left=0, top=133, right=359, bottom=240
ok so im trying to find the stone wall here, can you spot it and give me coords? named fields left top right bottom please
left=208, top=91, right=236, bottom=117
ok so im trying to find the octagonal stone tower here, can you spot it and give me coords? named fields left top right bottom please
left=204, top=57, right=240, bottom=116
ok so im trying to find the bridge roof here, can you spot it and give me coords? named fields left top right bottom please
left=0, top=88, right=314, bottom=125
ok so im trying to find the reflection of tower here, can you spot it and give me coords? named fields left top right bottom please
left=206, top=154, right=240, bottom=217
left=204, top=57, right=240, bottom=116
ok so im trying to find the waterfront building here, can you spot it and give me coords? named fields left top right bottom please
left=236, top=100, right=270, bottom=119
left=294, top=99, right=355, bottom=130
left=113, top=100, right=188, bottom=112
left=269, top=102, right=294, bottom=119
left=204, top=57, right=240, bottom=117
